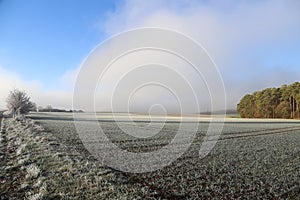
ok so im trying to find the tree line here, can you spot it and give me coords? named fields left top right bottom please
left=5, top=89, right=83, bottom=119
left=237, top=82, right=300, bottom=119
left=37, top=106, right=83, bottom=113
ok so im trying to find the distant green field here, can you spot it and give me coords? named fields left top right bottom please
left=26, top=112, right=300, bottom=199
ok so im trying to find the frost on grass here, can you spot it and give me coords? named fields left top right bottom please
left=0, top=117, right=148, bottom=199
left=26, top=191, right=44, bottom=200
left=26, top=164, right=41, bottom=179
left=16, top=143, right=27, bottom=156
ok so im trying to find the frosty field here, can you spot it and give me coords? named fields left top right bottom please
left=1, top=112, right=300, bottom=199
left=31, top=112, right=300, bottom=198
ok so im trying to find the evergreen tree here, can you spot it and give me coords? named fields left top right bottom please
left=237, top=82, right=300, bottom=119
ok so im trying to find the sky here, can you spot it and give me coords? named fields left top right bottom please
left=0, top=0, right=299, bottom=112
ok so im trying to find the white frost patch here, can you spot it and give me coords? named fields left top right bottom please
left=18, top=155, right=30, bottom=166
left=26, top=192, right=44, bottom=200
left=26, top=164, right=41, bottom=179
left=16, top=143, right=27, bottom=156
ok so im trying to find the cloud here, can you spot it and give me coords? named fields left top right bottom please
left=98, top=0, right=300, bottom=109
left=0, top=66, right=72, bottom=110
left=59, top=66, right=80, bottom=91
left=72, top=30, right=226, bottom=113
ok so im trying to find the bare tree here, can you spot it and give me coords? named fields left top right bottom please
left=46, top=105, right=52, bottom=112
left=37, top=106, right=43, bottom=112
left=30, top=102, right=37, bottom=112
left=6, top=89, right=35, bottom=118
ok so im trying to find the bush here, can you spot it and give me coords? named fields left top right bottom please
left=6, top=89, right=35, bottom=118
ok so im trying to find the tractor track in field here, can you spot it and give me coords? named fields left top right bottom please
left=103, top=126, right=300, bottom=149
left=36, top=116, right=300, bottom=151
left=218, top=126, right=300, bottom=141
left=132, top=126, right=300, bottom=153
left=50, top=125, right=300, bottom=154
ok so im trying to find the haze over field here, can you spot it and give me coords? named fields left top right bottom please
left=0, top=0, right=299, bottom=112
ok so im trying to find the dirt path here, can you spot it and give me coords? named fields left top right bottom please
left=0, top=116, right=6, bottom=167
left=0, top=116, right=13, bottom=198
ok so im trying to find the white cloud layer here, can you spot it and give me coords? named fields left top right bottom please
left=0, top=66, right=72, bottom=109
left=100, top=0, right=300, bottom=109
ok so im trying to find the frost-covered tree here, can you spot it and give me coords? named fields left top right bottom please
left=46, top=105, right=52, bottom=112
left=6, top=89, right=35, bottom=118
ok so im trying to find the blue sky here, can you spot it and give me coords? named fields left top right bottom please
left=0, top=0, right=118, bottom=89
left=0, top=0, right=299, bottom=110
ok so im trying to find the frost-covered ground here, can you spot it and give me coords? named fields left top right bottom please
left=1, top=112, right=300, bottom=199
left=0, top=116, right=156, bottom=199
left=34, top=111, right=299, bottom=123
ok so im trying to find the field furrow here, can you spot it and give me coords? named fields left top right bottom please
left=26, top=112, right=300, bottom=199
